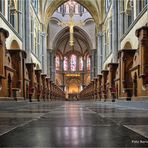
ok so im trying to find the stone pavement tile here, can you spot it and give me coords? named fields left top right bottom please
left=100, top=101, right=148, bottom=110
left=0, top=101, right=148, bottom=147
left=0, top=117, right=32, bottom=125
left=108, top=117, right=148, bottom=125
left=0, top=112, right=44, bottom=118
left=124, top=125, right=148, bottom=138
left=25, top=116, right=113, bottom=127
left=0, top=117, right=34, bottom=136
left=0, top=125, right=148, bottom=147
left=98, top=112, right=148, bottom=118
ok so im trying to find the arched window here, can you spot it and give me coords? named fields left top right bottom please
left=64, top=57, right=68, bottom=71
left=87, top=55, right=90, bottom=71
left=56, top=56, right=60, bottom=70
left=60, top=4, right=66, bottom=16
left=70, top=54, right=77, bottom=71
left=79, top=5, right=84, bottom=16
left=79, top=57, right=83, bottom=71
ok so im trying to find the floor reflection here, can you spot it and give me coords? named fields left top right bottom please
left=0, top=101, right=148, bottom=147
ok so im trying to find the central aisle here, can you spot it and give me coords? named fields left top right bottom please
left=0, top=101, right=148, bottom=147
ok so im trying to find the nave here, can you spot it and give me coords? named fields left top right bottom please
left=0, top=101, right=148, bottom=147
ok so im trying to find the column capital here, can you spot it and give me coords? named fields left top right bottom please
left=47, top=49, right=53, bottom=52
left=98, top=31, right=103, bottom=37
left=40, top=32, right=47, bottom=37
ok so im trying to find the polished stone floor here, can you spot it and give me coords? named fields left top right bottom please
left=0, top=100, right=148, bottom=147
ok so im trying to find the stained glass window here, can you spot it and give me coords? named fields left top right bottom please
left=70, top=54, right=77, bottom=71
left=79, top=57, right=83, bottom=71
left=56, top=56, right=60, bottom=70
left=64, top=57, right=68, bottom=71
left=87, top=55, right=90, bottom=71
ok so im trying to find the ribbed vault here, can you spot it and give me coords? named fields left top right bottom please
left=54, top=27, right=92, bottom=56
left=40, top=0, right=101, bottom=28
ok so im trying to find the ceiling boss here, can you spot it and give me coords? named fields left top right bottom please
left=58, top=0, right=85, bottom=46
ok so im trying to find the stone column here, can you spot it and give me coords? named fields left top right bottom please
left=52, top=53, right=56, bottom=82
left=50, top=50, right=55, bottom=81
left=102, top=32, right=105, bottom=63
left=90, top=49, right=95, bottom=79
left=108, top=18, right=112, bottom=53
left=41, top=32, right=47, bottom=74
left=119, top=0, right=124, bottom=37
left=18, top=0, right=23, bottom=37
left=61, top=58, right=65, bottom=91
left=82, top=56, right=85, bottom=88
left=47, top=50, right=51, bottom=76
left=112, top=0, right=118, bottom=63
left=1, top=0, right=5, bottom=14
left=94, top=49, right=97, bottom=77
left=97, top=32, right=103, bottom=74
left=22, top=0, right=25, bottom=50
left=24, top=0, right=31, bottom=62
left=90, top=54, right=93, bottom=79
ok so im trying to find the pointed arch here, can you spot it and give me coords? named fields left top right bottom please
left=44, top=0, right=100, bottom=28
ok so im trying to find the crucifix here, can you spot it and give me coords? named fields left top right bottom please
left=58, top=0, right=85, bottom=46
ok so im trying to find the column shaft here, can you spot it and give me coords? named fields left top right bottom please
left=112, top=0, right=118, bottom=63
left=42, top=32, right=47, bottom=74
left=97, top=32, right=103, bottom=74
left=25, top=0, right=31, bottom=62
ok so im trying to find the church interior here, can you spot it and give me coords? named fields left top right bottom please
left=0, top=0, right=148, bottom=147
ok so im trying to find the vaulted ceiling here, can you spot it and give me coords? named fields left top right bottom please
left=56, top=27, right=90, bottom=56
left=39, top=0, right=103, bottom=27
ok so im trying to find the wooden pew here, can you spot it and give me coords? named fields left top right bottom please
left=0, top=28, right=16, bottom=99
left=26, top=63, right=36, bottom=102
left=108, top=63, right=118, bottom=101
left=35, top=69, right=42, bottom=101
left=97, top=74, right=102, bottom=101
left=101, top=70, right=109, bottom=102
left=41, top=74, right=47, bottom=101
